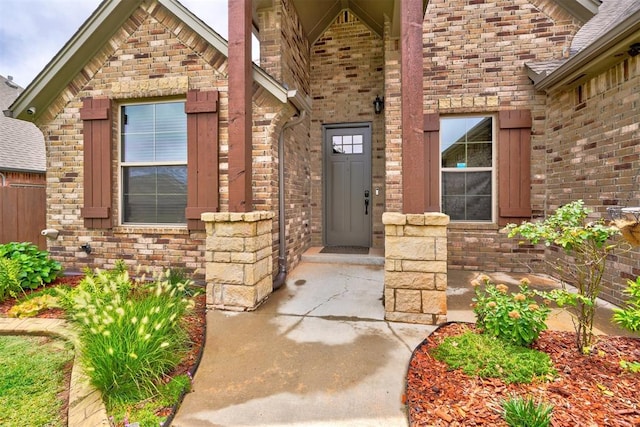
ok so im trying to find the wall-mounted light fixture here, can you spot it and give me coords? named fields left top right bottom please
left=373, top=95, right=384, bottom=114
left=80, top=243, right=92, bottom=254
left=628, top=43, right=640, bottom=57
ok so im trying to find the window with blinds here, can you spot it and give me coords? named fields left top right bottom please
left=120, top=102, right=187, bottom=225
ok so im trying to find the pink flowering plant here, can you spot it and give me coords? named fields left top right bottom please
left=472, top=275, right=551, bottom=347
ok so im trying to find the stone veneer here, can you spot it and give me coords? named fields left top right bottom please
left=202, top=211, right=274, bottom=311
left=383, top=212, right=449, bottom=324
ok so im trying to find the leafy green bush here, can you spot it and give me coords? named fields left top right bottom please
left=472, top=275, right=550, bottom=347
left=58, top=265, right=193, bottom=405
left=0, top=242, right=62, bottom=291
left=430, top=330, right=555, bottom=384
left=506, top=200, right=622, bottom=352
left=612, top=276, right=640, bottom=333
left=0, top=257, right=22, bottom=300
left=501, top=395, right=553, bottom=427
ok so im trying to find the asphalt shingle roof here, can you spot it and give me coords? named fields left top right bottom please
left=0, top=75, right=45, bottom=173
left=570, top=0, right=640, bottom=55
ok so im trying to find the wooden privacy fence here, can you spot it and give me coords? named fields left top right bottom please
left=0, top=186, right=46, bottom=249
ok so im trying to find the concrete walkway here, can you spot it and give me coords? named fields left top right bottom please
left=174, top=255, right=632, bottom=426
left=173, top=262, right=435, bottom=426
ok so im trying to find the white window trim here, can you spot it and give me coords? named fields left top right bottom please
left=118, top=100, right=188, bottom=228
left=440, top=114, right=497, bottom=223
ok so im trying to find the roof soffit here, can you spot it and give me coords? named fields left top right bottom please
left=256, top=0, right=427, bottom=45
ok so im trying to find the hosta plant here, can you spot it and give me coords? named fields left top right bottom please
left=0, top=242, right=62, bottom=291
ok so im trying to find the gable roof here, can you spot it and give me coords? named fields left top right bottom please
left=6, top=0, right=309, bottom=122
left=526, top=0, right=640, bottom=90
left=0, top=75, right=45, bottom=173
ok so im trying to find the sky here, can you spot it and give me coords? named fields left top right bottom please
left=0, top=0, right=238, bottom=88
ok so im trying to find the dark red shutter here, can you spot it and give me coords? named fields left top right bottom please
left=498, top=110, right=532, bottom=226
left=185, top=89, right=219, bottom=231
left=80, top=97, right=112, bottom=229
left=423, top=113, right=440, bottom=212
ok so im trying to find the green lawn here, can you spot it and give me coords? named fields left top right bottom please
left=0, top=335, right=74, bottom=427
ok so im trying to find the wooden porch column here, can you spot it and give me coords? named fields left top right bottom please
left=401, top=0, right=425, bottom=213
left=228, top=0, right=253, bottom=212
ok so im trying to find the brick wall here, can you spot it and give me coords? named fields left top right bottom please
left=409, top=0, right=580, bottom=276
left=39, top=2, right=287, bottom=279
left=310, top=10, right=386, bottom=248
left=543, top=54, right=640, bottom=305
left=256, top=0, right=312, bottom=272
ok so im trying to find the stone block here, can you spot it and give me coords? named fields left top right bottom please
left=395, top=289, right=422, bottom=313
left=210, top=236, right=244, bottom=252
left=382, top=212, right=407, bottom=225
left=255, top=276, right=273, bottom=302
left=406, top=214, right=425, bottom=225
left=403, top=226, right=446, bottom=237
left=384, top=288, right=395, bottom=310
left=435, top=273, right=447, bottom=291
left=401, top=260, right=447, bottom=274
left=245, top=233, right=272, bottom=252
left=215, top=221, right=257, bottom=237
left=207, top=262, right=244, bottom=285
left=245, top=257, right=270, bottom=285
left=257, top=220, right=272, bottom=235
left=421, top=291, right=447, bottom=315
left=435, top=237, right=448, bottom=261
left=385, top=271, right=435, bottom=289
left=423, top=212, right=450, bottom=226
left=213, top=252, right=231, bottom=263
left=384, top=225, right=398, bottom=236
left=385, top=236, right=436, bottom=260
left=231, top=252, right=257, bottom=264
left=221, top=285, right=257, bottom=308
left=385, top=311, right=436, bottom=325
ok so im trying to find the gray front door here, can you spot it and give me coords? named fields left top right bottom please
left=324, top=124, right=372, bottom=247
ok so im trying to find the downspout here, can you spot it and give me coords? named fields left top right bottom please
left=273, top=110, right=306, bottom=290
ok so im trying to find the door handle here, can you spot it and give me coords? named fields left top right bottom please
left=364, top=198, right=369, bottom=215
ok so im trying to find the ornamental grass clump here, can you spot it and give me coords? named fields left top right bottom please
left=59, top=263, right=194, bottom=405
left=472, top=275, right=550, bottom=347
left=501, top=395, right=553, bottom=427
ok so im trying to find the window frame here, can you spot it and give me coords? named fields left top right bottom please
left=118, top=99, right=188, bottom=227
left=440, top=114, right=497, bottom=223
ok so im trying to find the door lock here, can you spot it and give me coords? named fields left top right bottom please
left=364, top=190, right=370, bottom=215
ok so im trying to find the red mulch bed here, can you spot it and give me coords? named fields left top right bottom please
left=0, top=275, right=207, bottom=425
left=406, top=323, right=640, bottom=426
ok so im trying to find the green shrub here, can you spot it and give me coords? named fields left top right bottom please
left=0, top=242, right=62, bottom=290
left=430, top=330, right=555, bottom=384
left=506, top=200, right=622, bottom=352
left=59, top=265, right=193, bottom=405
left=0, top=257, right=22, bottom=300
left=472, top=275, right=550, bottom=347
left=612, top=276, right=640, bottom=333
left=501, top=395, right=553, bottom=427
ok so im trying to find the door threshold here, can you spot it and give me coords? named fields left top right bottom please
left=302, top=247, right=384, bottom=266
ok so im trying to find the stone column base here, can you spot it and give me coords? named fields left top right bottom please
left=201, top=211, right=274, bottom=311
left=383, top=212, right=450, bottom=325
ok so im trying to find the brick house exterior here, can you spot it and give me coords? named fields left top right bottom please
left=7, top=0, right=639, bottom=317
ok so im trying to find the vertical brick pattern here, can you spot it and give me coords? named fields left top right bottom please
left=38, top=2, right=284, bottom=280
left=543, top=55, right=640, bottom=305
left=383, top=212, right=450, bottom=324
left=310, top=11, right=385, bottom=248
left=202, top=212, right=274, bottom=310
